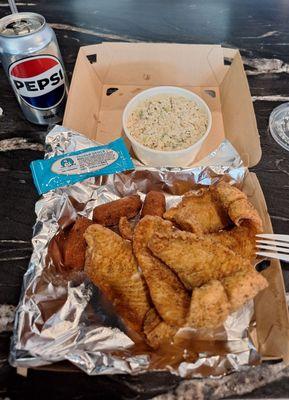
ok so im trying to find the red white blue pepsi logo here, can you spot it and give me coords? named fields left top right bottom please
left=9, top=55, right=65, bottom=110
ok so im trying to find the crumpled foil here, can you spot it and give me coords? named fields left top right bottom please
left=10, top=125, right=259, bottom=378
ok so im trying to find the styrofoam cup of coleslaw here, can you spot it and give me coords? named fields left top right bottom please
left=122, top=86, right=212, bottom=167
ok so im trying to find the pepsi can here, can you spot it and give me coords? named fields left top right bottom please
left=0, top=12, right=68, bottom=125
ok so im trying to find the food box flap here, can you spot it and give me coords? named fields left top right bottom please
left=244, top=173, right=289, bottom=362
left=220, top=50, right=262, bottom=167
left=82, top=42, right=227, bottom=86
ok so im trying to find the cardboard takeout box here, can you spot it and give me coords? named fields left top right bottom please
left=63, top=43, right=289, bottom=365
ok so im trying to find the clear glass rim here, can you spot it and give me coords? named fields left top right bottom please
left=269, top=102, right=289, bottom=151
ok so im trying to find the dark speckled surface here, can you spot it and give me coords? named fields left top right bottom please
left=1, top=0, right=289, bottom=398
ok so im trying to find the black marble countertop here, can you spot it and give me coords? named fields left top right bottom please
left=1, top=0, right=289, bottom=398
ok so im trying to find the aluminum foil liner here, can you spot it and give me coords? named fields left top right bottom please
left=10, top=125, right=259, bottom=378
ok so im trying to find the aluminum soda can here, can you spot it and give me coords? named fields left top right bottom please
left=0, top=12, right=68, bottom=125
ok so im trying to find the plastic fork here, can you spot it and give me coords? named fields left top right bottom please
left=256, top=233, right=289, bottom=262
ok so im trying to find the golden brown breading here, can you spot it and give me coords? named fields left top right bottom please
left=141, top=191, right=166, bottom=218
left=119, top=216, right=134, bottom=240
left=143, top=308, right=177, bottom=349
left=211, top=181, right=246, bottom=208
left=222, top=268, right=268, bottom=311
left=133, top=216, right=190, bottom=326
left=84, top=224, right=150, bottom=333
left=93, top=195, right=142, bottom=226
left=212, top=182, right=263, bottom=232
left=228, top=198, right=263, bottom=233
left=209, top=223, right=256, bottom=261
left=63, top=217, right=94, bottom=270
left=164, top=189, right=228, bottom=235
left=148, top=226, right=251, bottom=289
left=186, top=280, right=230, bottom=329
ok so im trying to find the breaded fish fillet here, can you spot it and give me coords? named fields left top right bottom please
left=164, top=189, right=228, bottom=235
left=212, top=182, right=263, bottom=232
left=187, top=280, right=230, bottom=329
left=209, top=223, right=256, bottom=261
left=211, top=181, right=246, bottom=208
left=119, top=216, right=134, bottom=241
left=222, top=268, right=268, bottom=311
left=63, top=217, right=94, bottom=270
left=84, top=224, right=150, bottom=333
left=148, top=226, right=251, bottom=289
left=133, top=216, right=189, bottom=326
left=229, top=198, right=263, bottom=233
left=143, top=308, right=177, bottom=349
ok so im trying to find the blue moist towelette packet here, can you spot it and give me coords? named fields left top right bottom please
left=30, top=138, right=134, bottom=194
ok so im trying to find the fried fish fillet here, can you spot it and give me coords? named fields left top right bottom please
left=163, top=189, right=228, bottom=235
left=222, top=268, right=268, bottom=311
left=63, top=217, right=94, bottom=270
left=148, top=226, right=251, bottom=289
left=211, top=181, right=246, bottom=208
left=143, top=308, right=177, bottom=349
left=212, top=182, right=263, bottom=232
left=209, top=223, right=256, bottom=261
left=229, top=198, right=263, bottom=233
left=186, top=280, right=230, bottom=329
left=119, top=216, right=134, bottom=240
left=133, top=216, right=189, bottom=326
left=84, top=224, right=150, bottom=333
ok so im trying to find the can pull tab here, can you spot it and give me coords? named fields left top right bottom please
left=7, top=19, right=32, bottom=35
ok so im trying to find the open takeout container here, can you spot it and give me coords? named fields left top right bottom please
left=63, top=43, right=289, bottom=365
left=18, top=44, right=289, bottom=378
